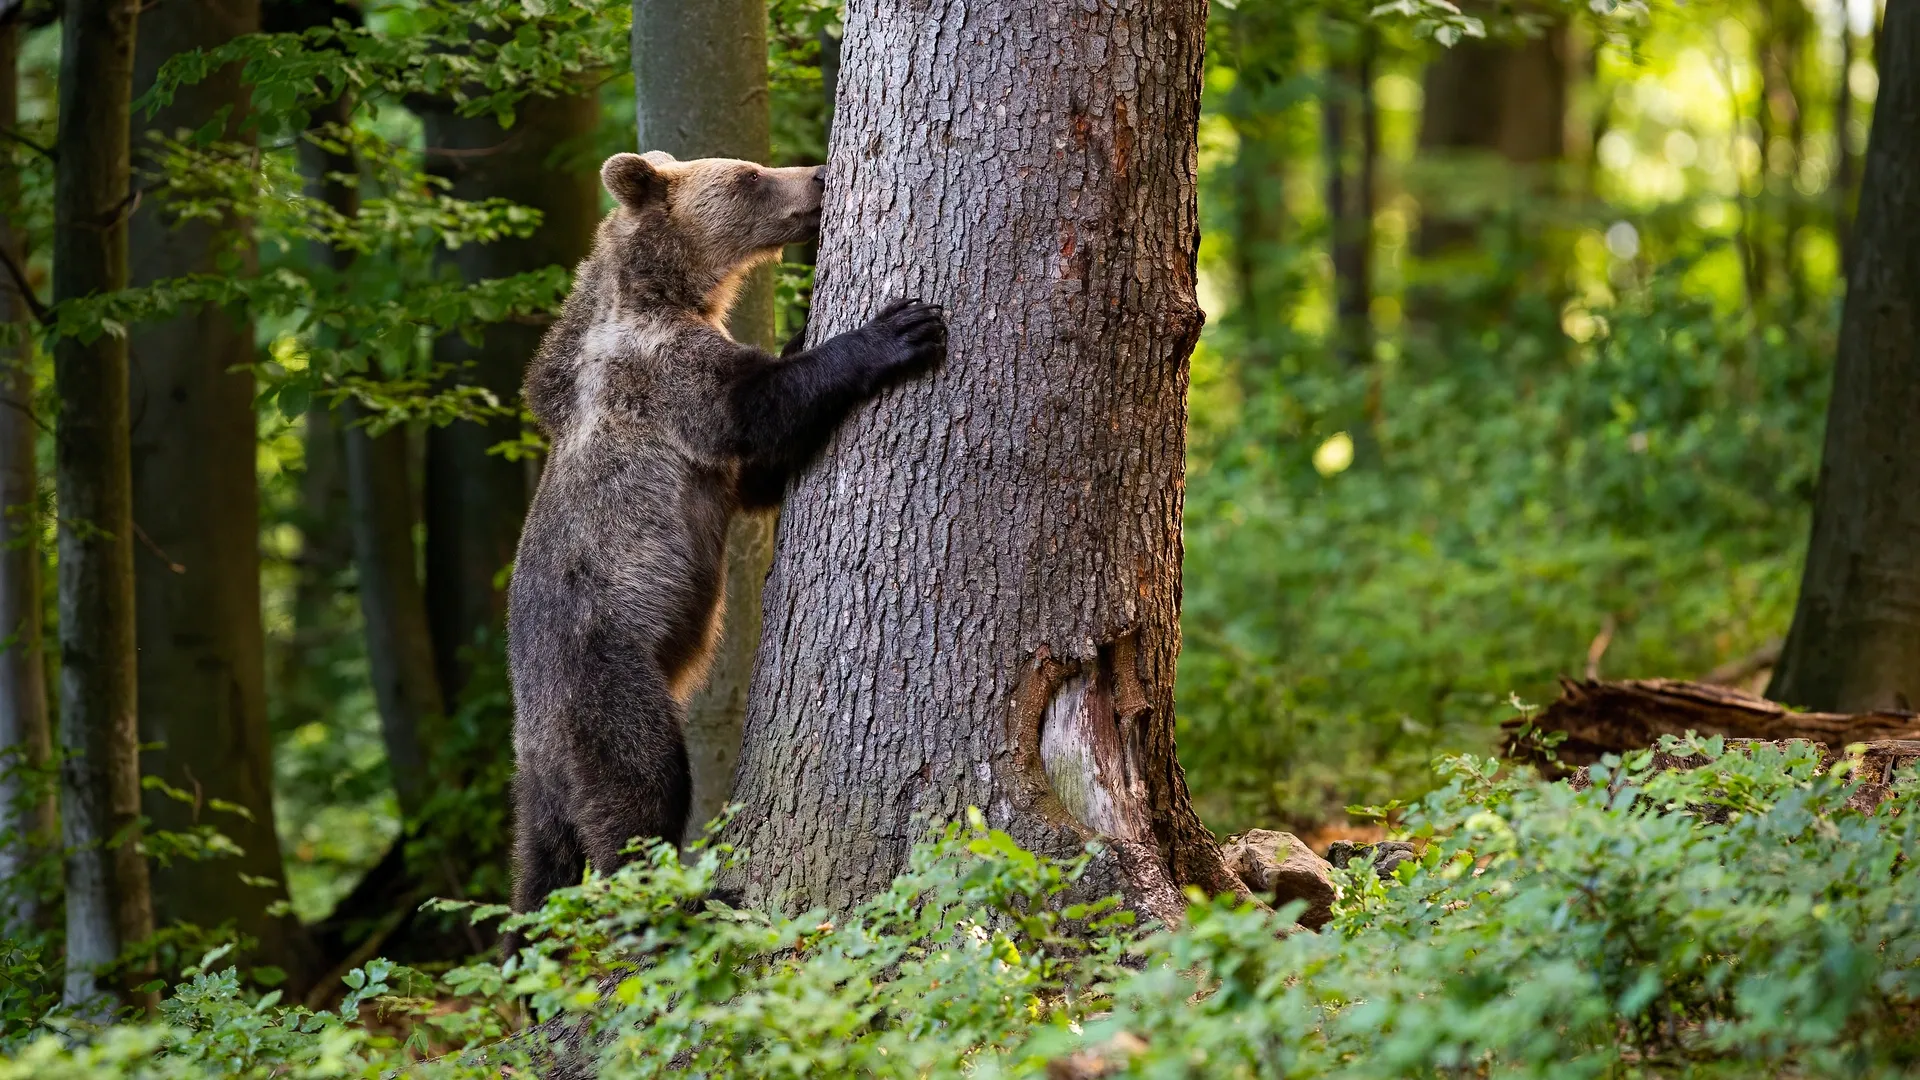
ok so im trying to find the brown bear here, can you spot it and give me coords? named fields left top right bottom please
left=505, top=151, right=945, bottom=930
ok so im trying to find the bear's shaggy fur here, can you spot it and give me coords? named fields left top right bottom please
left=506, top=151, right=944, bottom=923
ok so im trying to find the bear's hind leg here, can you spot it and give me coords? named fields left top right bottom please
left=567, top=674, right=692, bottom=880
left=506, top=767, right=586, bottom=956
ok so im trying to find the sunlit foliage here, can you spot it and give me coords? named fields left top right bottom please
left=1177, top=0, right=1862, bottom=831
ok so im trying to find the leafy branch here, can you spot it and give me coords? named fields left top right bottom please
left=139, top=0, right=633, bottom=135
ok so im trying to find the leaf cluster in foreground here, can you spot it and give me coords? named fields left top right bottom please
left=5, top=737, right=1916, bottom=1078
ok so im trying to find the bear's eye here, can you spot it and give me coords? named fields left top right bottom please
left=736, top=170, right=762, bottom=191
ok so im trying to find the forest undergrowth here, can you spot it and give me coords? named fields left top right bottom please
left=6, top=737, right=1918, bottom=1078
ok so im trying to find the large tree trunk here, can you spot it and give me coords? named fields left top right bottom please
left=421, top=95, right=598, bottom=706
left=128, top=0, right=311, bottom=986
left=53, top=0, right=154, bottom=1012
left=724, top=0, right=1243, bottom=923
left=1767, top=1, right=1920, bottom=714
left=632, top=0, right=778, bottom=844
left=0, top=16, right=55, bottom=939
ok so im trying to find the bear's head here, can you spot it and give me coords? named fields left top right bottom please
left=599, top=151, right=823, bottom=303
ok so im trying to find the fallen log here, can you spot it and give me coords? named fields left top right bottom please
left=1504, top=677, right=1920, bottom=808
left=1504, top=677, right=1920, bottom=768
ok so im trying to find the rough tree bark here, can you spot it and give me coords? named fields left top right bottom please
left=724, top=0, right=1246, bottom=923
left=129, top=0, right=311, bottom=984
left=0, top=15, right=55, bottom=938
left=421, top=94, right=597, bottom=706
left=632, top=0, right=778, bottom=844
left=1768, top=1, right=1920, bottom=714
left=54, top=0, right=154, bottom=1011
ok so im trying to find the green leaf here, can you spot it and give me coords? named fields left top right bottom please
left=277, top=383, right=311, bottom=421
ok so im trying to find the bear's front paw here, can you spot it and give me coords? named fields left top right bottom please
left=869, top=297, right=947, bottom=377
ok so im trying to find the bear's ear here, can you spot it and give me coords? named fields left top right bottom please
left=603, top=153, right=668, bottom=210
left=640, top=150, right=677, bottom=168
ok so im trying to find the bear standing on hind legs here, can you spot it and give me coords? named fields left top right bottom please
left=505, top=151, right=946, bottom=932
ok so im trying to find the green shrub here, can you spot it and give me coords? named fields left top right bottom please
left=7, top=738, right=1918, bottom=1077
left=1090, top=738, right=1920, bottom=1078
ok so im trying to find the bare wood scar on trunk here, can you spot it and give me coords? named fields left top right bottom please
left=1008, top=629, right=1153, bottom=844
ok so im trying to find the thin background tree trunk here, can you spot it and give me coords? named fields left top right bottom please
left=1752, top=11, right=1779, bottom=300
left=257, top=10, right=358, bottom=849
left=0, top=15, right=54, bottom=939
left=725, top=0, right=1244, bottom=922
left=129, top=0, right=311, bottom=985
left=632, top=0, right=778, bottom=844
left=261, top=6, right=445, bottom=828
left=259, top=0, right=448, bottom=933
left=1757, top=0, right=1811, bottom=310
left=1219, top=4, right=1295, bottom=364
left=288, top=398, right=351, bottom=651
left=343, top=409, right=442, bottom=821
left=1835, top=0, right=1858, bottom=271
left=272, top=0, right=360, bottom=737
left=278, top=0, right=462, bottom=965
left=54, top=0, right=154, bottom=1012
left=1324, top=20, right=1380, bottom=462
left=1325, top=27, right=1376, bottom=371
left=1412, top=23, right=1567, bottom=271
left=1768, top=0, right=1920, bottom=713
left=421, top=95, right=598, bottom=707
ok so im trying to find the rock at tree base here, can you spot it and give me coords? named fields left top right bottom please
left=1326, top=839, right=1416, bottom=879
left=1221, top=830, right=1336, bottom=930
